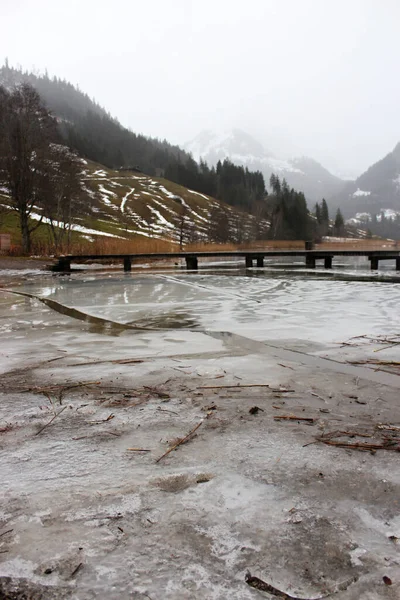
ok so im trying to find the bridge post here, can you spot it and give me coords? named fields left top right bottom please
left=370, top=257, right=379, bottom=270
left=396, top=258, right=400, bottom=271
left=185, top=255, right=198, bottom=270
left=245, top=256, right=253, bottom=268
left=324, top=256, right=333, bottom=269
left=123, top=257, right=131, bottom=272
left=56, top=257, right=71, bottom=272
left=305, top=254, right=315, bottom=268
left=256, top=256, right=264, bottom=267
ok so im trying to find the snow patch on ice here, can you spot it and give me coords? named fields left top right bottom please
left=350, top=547, right=366, bottom=567
left=0, top=557, right=38, bottom=580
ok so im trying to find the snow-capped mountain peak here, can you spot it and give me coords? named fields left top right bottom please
left=185, top=129, right=344, bottom=201
left=186, top=128, right=266, bottom=163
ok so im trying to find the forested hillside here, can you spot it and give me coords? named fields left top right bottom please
left=0, top=64, right=266, bottom=215
left=0, top=64, right=345, bottom=249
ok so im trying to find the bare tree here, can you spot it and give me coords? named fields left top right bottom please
left=207, top=205, right=231, bottom=243
left=40, top=146, right=86, bottom=252
left=0, top=84, right=63, bottom=253
left=177, top=202, right=192, bottom=249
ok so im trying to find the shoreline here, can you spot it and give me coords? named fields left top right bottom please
left=0, top=256, right=53, bottom=271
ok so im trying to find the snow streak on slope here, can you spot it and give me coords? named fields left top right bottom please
left=120, top=188, right=135, bottom=213
left=1, top=159, right=261, bottom=242
left=80, top=161, right=260, bottom=241
left=29, top=212, right=124, bottom=238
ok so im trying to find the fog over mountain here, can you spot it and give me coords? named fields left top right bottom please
left=330, top=143, right=400, bottom=218
left=185, top=129, right=345, bottom=202
left=2, top=0, right=400, bottom=177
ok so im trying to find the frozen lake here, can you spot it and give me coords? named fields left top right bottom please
left=9, top=261, right=400, bottom=348
left=2, top=262, right=400, bottom=599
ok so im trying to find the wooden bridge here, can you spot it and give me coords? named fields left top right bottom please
left=53, top=249, right=400, bottom=272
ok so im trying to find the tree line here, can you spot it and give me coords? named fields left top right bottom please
left=314, top=199, right=345, bottom=237
left=203, top=177, right=345, bottom=244
left=165, top=158, right=266, bottom=211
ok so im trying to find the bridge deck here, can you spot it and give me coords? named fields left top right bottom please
left=54, top=250, right=400, bottom=260
left=52, top=249, right=400, bottom=272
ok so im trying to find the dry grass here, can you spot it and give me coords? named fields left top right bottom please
left=68, top=237, right=179, bottom=256
left=315, top=239, right=400, bottom=251
left=9, top=237, right=400, bottom=258
left=185, top=242, right=239, bottom=252
left=185, top=240, right=307, bottom=252
left=241, top=240, right=306, bottom=250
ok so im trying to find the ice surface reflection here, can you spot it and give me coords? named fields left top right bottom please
left=17, top=268, right=400, bottom=345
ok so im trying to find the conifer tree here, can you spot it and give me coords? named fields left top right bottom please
left=321, top=198, right=329, bottom=222
left=320, top=198, right=330, bottom=235
left=315, top=202, right=322, bottom=224
left=334, top=208, right=345, bottom=236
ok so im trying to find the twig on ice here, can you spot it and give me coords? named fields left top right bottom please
left=70, top=562, right=83, bottom=578
left=198, top=384, right=295, bottom=392
left=36, top=406, right=68, bottom=435
left=274, top=415, right=315, bottom=423
left=156, top=413, right=211, bottom=463
left=0, top=529, right=13, bottom=537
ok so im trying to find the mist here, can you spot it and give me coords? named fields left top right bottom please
left=2, top=0, right=400, bottom=176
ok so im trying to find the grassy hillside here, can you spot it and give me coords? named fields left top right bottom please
left=0, top=160, right=261, bottom=254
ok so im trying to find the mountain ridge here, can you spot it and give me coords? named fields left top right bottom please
left=329, top=142, right=400, bottom=219
left=185, top=129, right=345, bottom=203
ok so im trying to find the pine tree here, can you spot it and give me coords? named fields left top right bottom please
left=320, top=198, right=330, bottom=235
left=321, top=199, right=329, bottom=222
left=315, top=202, right=322, bottom=224
left=266, top=173, right=312, bottom=240
left=334, top=208, right=345, bottom=236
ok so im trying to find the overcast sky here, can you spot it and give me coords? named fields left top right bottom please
left=1, top=0, right=399, bottom=176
